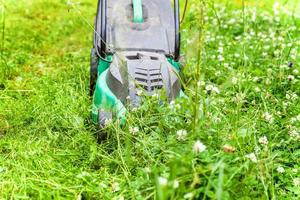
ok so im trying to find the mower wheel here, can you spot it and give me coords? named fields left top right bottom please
left=97, top=110, right=112, bottom=141
left=90, top=48, right=99, bottom=96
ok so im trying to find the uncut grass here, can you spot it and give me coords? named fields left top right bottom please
left=0, top=0, right=300, bottom=199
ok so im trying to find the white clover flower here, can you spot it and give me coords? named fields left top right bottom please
left=129, top=126, right=139, bottom=135
left=234, top=53, right=240, bottom=58
left=265, top=78, right=271, bottom=85
left=144, top=167, right=151, bottom=173
left=112, top=182, right=120, bottom=192
left=293, top=178, right=300, bottom=187
left=254, top=87, right=261, bottom=93
left=274, top=50, right=281, bottom=56
left=104, top=118, right=113, bottom=126
left=218, top=55, right=224, bottom=62
left=197, top=81, right=205, bottom=87
left=267, top=68, right=272, bottom=74
left=277, top=166, right=285, bottom=174
left=173, top=180, right=179, bottom=189
left=212, top=86, right=220, bottom=94
left=258, top=136, right=268, bottom=145
left=76, top=171, right=90, bottom=179
left=193, top=140, right=206, bottom=153
left=184, top=192, right=193, bottom=199
left=245, top=153, right=258, bottom=163
left=158, top=176, right=168, bottom=186
left=232, top=77, right=238, bottom=85
left=263, top=112, right=274, bottom=123
left=217, top=47, right=224, bottom=53
left=253, top=77, right=260, bottom=82
left=205, top=85, right=213, bottom=92
left=289, top=130, right=300, bottom=138
left=152, top=93, right=159, bottom=99
left=292, top=168, right=298, bottom=173
left=176, top=129, right=188, bottom=141
left=228, top=18, right=236, bottom=24
left=136, top=89, right=143, bottom=96
left=15, top=76, right=23, bottom=82
left=293, top=69, right=299, bottom=75
left=288, top=75, right=295, bottom=81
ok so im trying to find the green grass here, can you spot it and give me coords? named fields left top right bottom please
left=0, top=0, right=300, bottom=199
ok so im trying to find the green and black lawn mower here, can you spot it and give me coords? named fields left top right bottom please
left=89, top=0, right=185, bottom=129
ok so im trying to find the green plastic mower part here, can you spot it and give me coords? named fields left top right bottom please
left=132, top=0, right=144, bottom=23
left=91, top=57, right=126, bottom=124
left=167, top=58, right=181, bottom=72
left=98, top=55, right=113, bottom=74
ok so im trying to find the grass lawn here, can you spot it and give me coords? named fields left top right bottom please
left=0, top=0, right=300, bottom=199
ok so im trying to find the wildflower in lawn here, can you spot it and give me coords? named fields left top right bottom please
left=267, top=68, right=272, bottom=74
left=169, top=100, right=180, bottom=109
left=15, top=76, right=23, bottom=82
left=118, top=196, right=125, bottom=200
left=173, top=180, right=179, bottom=189
left=234, top=53, right=240, bottom=58
left=112, top=182, right=120, bottom=192
left=129, top=126, right=139, bottom=135
left=287, top=75, right=295, bottom=81
left=286, top=92, right=298, bottom=101
left=254, top=87, right=261, bottom=93
left=104, top=118, right=112, bottom=126
left=223, top=144, right=236, bottom=153
left=274, top=49, right=281, bottom=56
left=289, top=130, right=299, bottom=138
left=193, top=140, right=206, bottom=153
left=263, top=112, right=274, bottom=123
left=152, top=93, right=159, bottom=99
left=184, top=192, right=193, bottom=199
left=245, top=153, right=258, bottom=163
left=176, top=129, right=187, bottom=141
left=144, top=167, right=151, bottom=173
left=232, top=77, right=238, bottom=85
left=277, top=166, right=285, bottom=174
left=99, top=183, right=108, bottom=188
left=293, top=169, right=298, bottom=173
left=291, top=115, right=300, bottom=123
left=205, top=85, right=220, bottom=94
left=293, top=69, right=299, bottom=75
left=258, top=136, right=268, bottom=145
left=76, top=171, right=90, bottom=179
left=253, top=77, right=260, bottom=82
left=218, top=55, right=224, bottom=62
left=197, top=81, right=205, bottom=87
left=293, top=178, right=300, bottom=187
left=136, top=89, right=143, bottom=96
left=158, top=176, right=168, bottom=186
left=265, top=78, right=271, bottom=85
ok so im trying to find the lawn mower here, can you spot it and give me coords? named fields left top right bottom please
left=90, top=0, right=184, bottom=129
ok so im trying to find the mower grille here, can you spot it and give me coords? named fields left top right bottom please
left=134, top=66, right=164, bottom=92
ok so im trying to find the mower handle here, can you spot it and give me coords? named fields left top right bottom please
left=174, top=0, right=180, bottom=61
left=95, top=0, right=180, bottom=60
